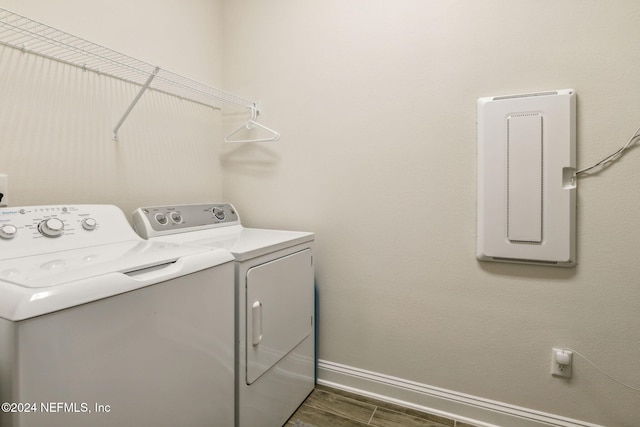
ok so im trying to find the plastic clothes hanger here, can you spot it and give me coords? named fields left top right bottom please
left=224, top=105, right=280, bottom=143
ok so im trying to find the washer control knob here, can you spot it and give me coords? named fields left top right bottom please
left=38, top=218, right=64, bottom=238
left=0, top=224, right=17, bottom=239
left=82, top=218, right=97, bottom=231
left=212, top=207, right=225, bottom=221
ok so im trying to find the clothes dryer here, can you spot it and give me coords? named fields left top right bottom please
left=0, top=205, right=235, bottom=427
left=132, top=203, right=315, bottom=427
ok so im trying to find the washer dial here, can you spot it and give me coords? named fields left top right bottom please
left=38, top=218, right=64, bottom=237
left=0, top=224, right=17, bottom=239
left=82, top=218, right=97, bottom=231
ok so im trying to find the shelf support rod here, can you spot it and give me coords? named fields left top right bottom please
left=112, top=66, right=160, bottom=141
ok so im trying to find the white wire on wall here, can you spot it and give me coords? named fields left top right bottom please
left=576, top=126, right=640, bottom=176
left=566, top=348, right=640, bottom=393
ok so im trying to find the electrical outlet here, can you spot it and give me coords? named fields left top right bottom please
left=0, top=174, right=7, bottom=207
left=551, top=348, right=573, bottom=378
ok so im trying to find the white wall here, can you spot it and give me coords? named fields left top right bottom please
left=221, top=1, right=640, bottom=426
left=0, top=0, right=226, bottom=214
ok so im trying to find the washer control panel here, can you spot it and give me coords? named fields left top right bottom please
left=0, top=205, right=139, bottom=260
left=132, top=203, right=240, bottom=239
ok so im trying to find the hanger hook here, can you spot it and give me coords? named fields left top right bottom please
left=245, top=105, right=259, bottom=129
left=224, top=100, right=279, bottom=143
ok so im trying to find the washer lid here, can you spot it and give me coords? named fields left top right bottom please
left=0, top=241, right=233, bottom=321
left=0, top=240, right=211, bottom=288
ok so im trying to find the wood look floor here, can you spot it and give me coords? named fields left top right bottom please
left=285, top=385, right=481, bottom=427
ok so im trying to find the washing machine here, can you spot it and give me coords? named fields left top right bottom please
left=0, top=204, right=235, bottom=427
left=132, top=203, right=315, bottom=427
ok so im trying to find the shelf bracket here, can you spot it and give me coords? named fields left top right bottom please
left=112, top=66, right=160, bottom=141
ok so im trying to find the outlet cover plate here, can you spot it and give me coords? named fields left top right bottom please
left=551, top=348, right=573, bottom=378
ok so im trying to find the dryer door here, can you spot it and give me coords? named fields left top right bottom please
left=246, top=249, right=313, bottom=385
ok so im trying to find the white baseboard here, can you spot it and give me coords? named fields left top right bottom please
left=317, top=360, right=602, bottom=427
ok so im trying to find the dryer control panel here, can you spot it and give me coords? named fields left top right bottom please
left=132, top=203, right=240, bottom=239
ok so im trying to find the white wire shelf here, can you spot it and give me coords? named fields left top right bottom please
left=0, top=7, right=273, bottom=141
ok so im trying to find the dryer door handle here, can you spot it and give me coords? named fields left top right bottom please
left=252, top=301, right=263, bottom=346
